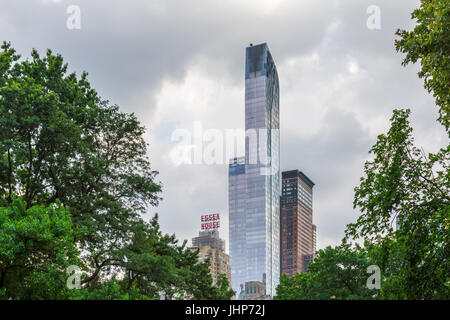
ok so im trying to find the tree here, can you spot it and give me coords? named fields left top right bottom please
left=73, top=215, right=235, bottom=300
left=346, top=109, right=449, bottom=299
left=274, top=243, right=378, bottom=300
left=116, top=216, right=181, bottom=299
left=0, top=43, right=228, bottom=300
left=395, top=0, right=450, bottom=131
left=181, top=257, right=235, bottom=300
left=106, top=215, right=233, bottom=300
left=344, top=0, right=450, bottom=300
left=73, top=279, right=152, bottom=300
left=275, top=272, right=322, bottom=300
left=0, top=42, right=161, bottom=288
left=214, top=274, right=235, bottom=300
left=69, top=214, right=233, bottom=300
left=0, top=198, right=79, bottom=299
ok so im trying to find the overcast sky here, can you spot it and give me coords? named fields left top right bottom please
left=1, top=0, right=447, bottom=251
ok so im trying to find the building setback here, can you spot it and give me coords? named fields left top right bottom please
left=229, top=42, right=280, bottom=297
left=280, top=170, right=315, bottom=277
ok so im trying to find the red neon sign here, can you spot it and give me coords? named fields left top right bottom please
left=201, top=214, right=220, bottom=230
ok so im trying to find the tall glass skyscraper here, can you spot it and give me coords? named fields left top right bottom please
left=229, top=43, right=280, bottom=297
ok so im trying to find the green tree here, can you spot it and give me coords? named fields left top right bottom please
left=73, top=279, right=151, bottom=300
left=0, top=198, right=79, bottom=299
left=116, top=216, right=181, bottom=299
left=163, top=248, right=234, bottom=300
left=104, top=215, right=234, bottom=300
left=214, top=274, right=235, bottom=300
left=0, top=42, right=161, bottom=289
left=0, top=43, right=227, bottom=300
left=75, top=217, right=235, bottom=300
left=344, top=0, right=450, bottom=300
left=274, top=243, right=377, bottom=300
left=346, top=109, right=449, bottom=299
left=395, top=0, right=450, bottom=131
left=275, top=272, right=322, bottom=300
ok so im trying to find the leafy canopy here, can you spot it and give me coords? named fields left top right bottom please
left=275, top=0, right=449, bottom=300
left=0, top=42, right=232, bottom=300
left=395, top=0, right=450, bottom=130
left=0, top=198, right=79, bottom=299
left=275, top=243, right=377, bottom=300
left=346, top=109, right=449, bottom=299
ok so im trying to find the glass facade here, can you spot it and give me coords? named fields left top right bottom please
left=228, top=156, right=247, bottom=293
left=229, top=43, right=280, bottom=297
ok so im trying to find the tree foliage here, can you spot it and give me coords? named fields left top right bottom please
left=214, top=274, right=236, bottom=300
left=0, top=198, right=79, bottom=299
left=0, top=41, right=162, bottom=284
left=346, top=109, right=449, bottom=299
left=0, top=43, right=231, bottom=300
left=275, top=244, right=377, bottom=300
left=395, top=0, right=450, bottom=130
left=276, top=0, right=449, bottom=300
left=73, top=279, right=152, bottom=300
left=344, top=0, right=450, bottom=299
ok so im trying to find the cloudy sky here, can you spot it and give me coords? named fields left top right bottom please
left=1, top=0, right=447, bottom=251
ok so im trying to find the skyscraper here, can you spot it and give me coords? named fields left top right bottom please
left=228, top=156, right=247, bottom=294
left=191, top=216, right=231, bottom=287
left=312, top=224, right=317, bottom=256
left=229, top=43, right=280, bottom=297
left=191, top=233, right=231, bottom=287
left=280, top=170, right=314, bottom=276
left=192, top=229, right=225, bottom=252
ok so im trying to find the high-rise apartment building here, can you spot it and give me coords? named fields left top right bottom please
left=229, top=43, right=280, bottom=297
left=191, top=229, right=231, bottom=286
left=312, top=224, right=317, bottom=256
left=192, top=229, right=225, bottom=252
left=280, top=170, right=315, bottom=276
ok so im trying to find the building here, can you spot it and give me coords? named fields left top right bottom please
left=236, top=274, right=271, bottom=300
left=192, top=229, right=225, bottom=252
left=243, top=281, right=271, bottom=300
left=229, top=43, right=280, bottom=297
left=302, top=254, right=314, bottom=273
left=193, top=245, right=231, bottom=287
left=280, top=170, right=315, bottom=276
left=228, top=157, right=246, bottom=293
left=312, top=224, right=317, bottom=256
left=191, top=229, right=231, bottom=287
